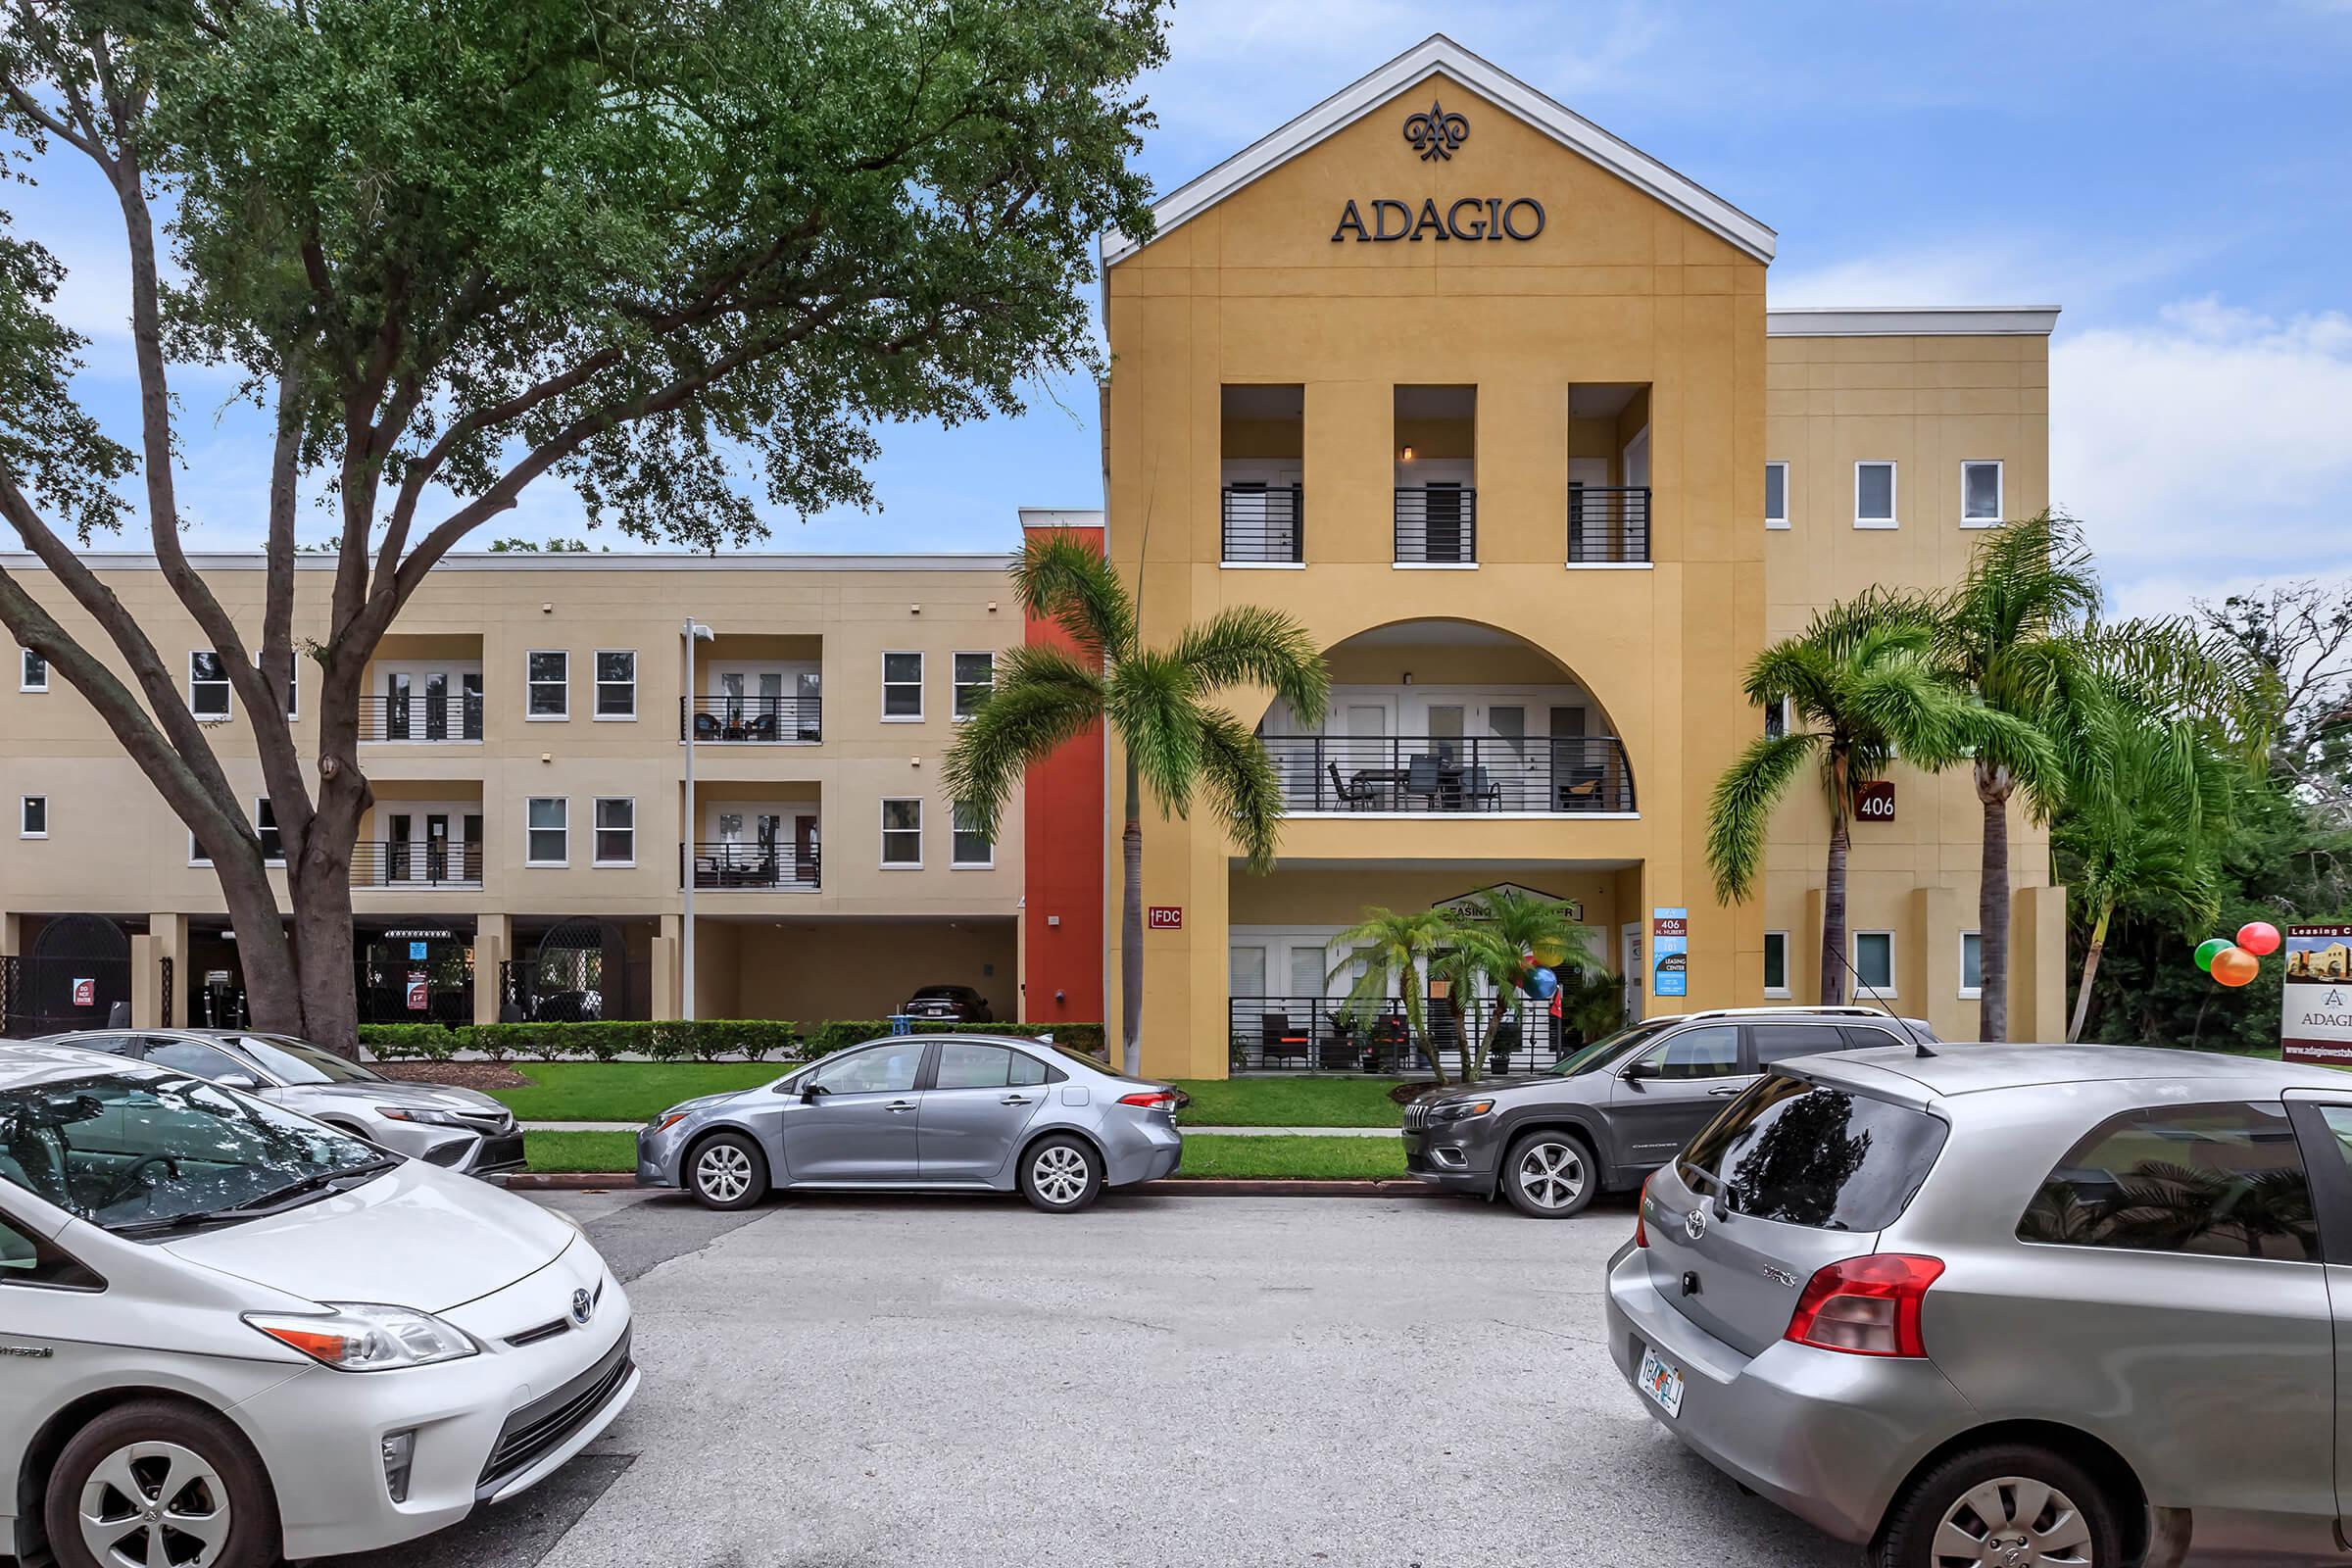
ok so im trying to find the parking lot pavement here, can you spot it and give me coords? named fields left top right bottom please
left=329, top=1188, right=1848, bottom=1568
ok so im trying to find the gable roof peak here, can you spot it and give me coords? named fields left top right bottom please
left=1102, top=34, right=1774, bottom=267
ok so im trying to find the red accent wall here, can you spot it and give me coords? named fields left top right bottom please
left=1019, top=523, right=1106, bottom=1023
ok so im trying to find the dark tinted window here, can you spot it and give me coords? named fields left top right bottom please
left=935, top=1044, right=1011, bottom=1090
left=141, top=1039, right=248, bottom=1082
left=1840, top=1025, right=1910, bottom=1051
left=1638, top=1024, right=1740, bottom=1081
left=1682, top=1074, right=1949, bottom=1231
left=1751, top=1023, right=1849, bottom=1067
left=2018, top=1101, right=2318, bottom=1263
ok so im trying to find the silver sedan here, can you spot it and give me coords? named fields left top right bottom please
left=637, top=1034, right=1183, bottom=1212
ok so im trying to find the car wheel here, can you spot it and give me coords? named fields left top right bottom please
left=1019, top=1136, right=1102, bottom=1213
left=687, top=1132, right=767, bottom=1210
left=1872, top=1443, right=2121, bottom=1568
left=1501, top=1129, right=1596, bottom=1217
left=47, top=1398, right=278, bottom=1568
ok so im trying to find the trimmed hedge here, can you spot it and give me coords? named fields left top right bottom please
left=358, top=1018, right=1105, bottom=1066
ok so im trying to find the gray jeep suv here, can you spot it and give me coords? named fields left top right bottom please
left=1401, top=1006, right=1934, bottom=1216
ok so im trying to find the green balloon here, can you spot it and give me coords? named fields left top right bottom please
left=2194, top=938, right=2230, bottom=972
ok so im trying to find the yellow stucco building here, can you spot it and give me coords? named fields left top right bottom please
left=1098, top=36, right=2063, bottom=1077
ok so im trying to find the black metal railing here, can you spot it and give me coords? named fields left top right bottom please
left=1567, top=485, right=1651, bottom=564
left=160, top=956, right=172, bottom=1027
left=681, top=841, right=820, bottom=891
left=1260, top=734, right=1634, bottom=813
left=1228, top=996, right=1580, bottom=1075
left=1394, top=486, right=1477, bottom=564
left=680, top=695, right=821, bottom=744
left=358, top=692, right=483, bottom=743
left=1220, top=484, right=1303, bottom=564
left=350, top=841, right=485, bottom=888
left=1, top=952, right=132, bottom=1036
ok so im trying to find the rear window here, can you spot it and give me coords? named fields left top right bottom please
left=1680, top=1074, right=1948, bottom=1232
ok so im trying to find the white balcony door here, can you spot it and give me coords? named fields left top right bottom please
left=1230, top=946, right=1266, bottom=1000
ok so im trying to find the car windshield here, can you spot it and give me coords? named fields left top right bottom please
left=0, top=1069, right=393, bottom=1234
left=226, top=1034, right=385, bottom=1086
left=1548, top=1018, right=1675, bottom=1076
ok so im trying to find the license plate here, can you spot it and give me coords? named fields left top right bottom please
left=1636, top=1344, right=1685, bottom=1418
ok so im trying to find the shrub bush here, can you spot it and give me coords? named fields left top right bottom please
left=357, top=1017, right=1097, bottom=1065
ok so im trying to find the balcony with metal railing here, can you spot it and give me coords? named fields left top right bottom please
left=1220, top=484, right=1303, bottom=564
left=1261, top=734, right=1634, bottom=814
left=350, top=840, right=484, bottom=889
left=358, top=691, right=483, bottom=744
left=681, top=841, right=820, bottom=891
left=1567, top=485, right=1651, bottom=564
left=1229, top=995, right=1576, bottom=1074
left=1393, top=486, right=1478, bottom=564
left=680, top=694, right=821, bottom=744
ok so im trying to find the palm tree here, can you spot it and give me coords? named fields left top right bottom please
left=945, top=533, right=1329, bottom=1077
left=1428, top=889, right=1600, bottom=1082
left=1328, top=906, right=1452, bottom=1083
left=1706, top=591, right=2055, bottom=1006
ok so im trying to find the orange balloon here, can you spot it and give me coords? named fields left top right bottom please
left=2211, top=947, right=2260, bottom=988
left=2236, top=921, right=2282, bottom=956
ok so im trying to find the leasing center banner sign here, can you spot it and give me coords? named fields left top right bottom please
left=2282, top=924, right=2352, bottom=1064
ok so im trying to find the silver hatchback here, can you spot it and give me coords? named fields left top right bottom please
left=1608, top=1043, right=2352, bottom=1567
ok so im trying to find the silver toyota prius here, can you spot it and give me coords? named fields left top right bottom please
left=637, top=1034, right=1183, bottom=1212
left=1608, top=1043, right=2352, bottom=1568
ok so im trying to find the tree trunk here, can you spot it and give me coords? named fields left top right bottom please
left=213, top=854, right=303, bottom=1035
left=1119, top=756, right=1144, bottom=1078
left=1449, top=990, right=1477, bottom=1084
left=2067, top=902, right=2112, bottom=1043
left=1976, top=761, right=2014, bottom=1042
left=1820, top=805, right=1851, bottom=1006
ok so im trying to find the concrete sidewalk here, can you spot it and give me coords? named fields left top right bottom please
left=523, top=1119, right=1400, bottom=1136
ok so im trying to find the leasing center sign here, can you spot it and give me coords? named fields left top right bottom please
left=2283, top=924, right=2352, bottom=1065
left=1331, top=100, right=1546, bottom=245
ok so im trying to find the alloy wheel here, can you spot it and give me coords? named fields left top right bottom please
left=1031, top=1145, right=1090, bottom=1206
left=697, top=1144, right=754, bottom=1203
left=1515, top=1141, right=1586, bottom=1210
left=1933, top=1476, right=2095, bottom=1567
left=78, top=1441, right=230, bottom=1568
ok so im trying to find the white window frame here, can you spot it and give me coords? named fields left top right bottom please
left=1762, top=930, right=1790, bottom=998
left=952, top=651, right=995, bottom=721
left=1764, top=460, right=1789, bottom=529
left=189, top=831, right=210, bottom=866
left=19, top=648, right=46, bottom=692
left=256, top=798, right=283, bottom=865
left=591, top=796, right=636, bottom=866
left=19, top=795, right=46, bottom=839
left=1764, top=695, right=1793, bottom=740
left=525, top=797, right=569, bottom=866
left=189, top=651, right=231, bottom=719
left=251, top=648, right=298, bottom=719
left=881, top=652, right=924, bottom=722
left=1852, top=929, right=1897, bottom=997
left=880, top=797, right=923, bottom=868
left=1960, top=460, right=2004, bottom=528
left=1959, top=931, right=1984, bottom=1000
left=1854, top=462, right=1898, bottom=529
left=951, top=801, right=994, bottom=869
left=593, top=650, right=637, bottom=721
left=525, top=650, right=570, bottom=721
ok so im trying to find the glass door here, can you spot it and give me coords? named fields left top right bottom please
left=424, top=814, right=450, bottom=882
left=423, top=673, right=448, bottom=742
left=385, top=671, right=411, bottom=741
left=462, top=672, right=483, bottom=740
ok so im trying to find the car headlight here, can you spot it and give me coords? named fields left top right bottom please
left=1427, top=1099, right=1495, bottom=1123
left=244, top=1302, right=478, bottom=1371
left=649, top=1108, right=691, bottom=1134
left=376, top=1105, right=472, bottom=1128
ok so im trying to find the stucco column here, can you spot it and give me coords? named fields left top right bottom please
left=475, top=913, right=511, bottom=1025
left=0, top=911, right=19, bottom=957
left=130, top=935, right=160, bottom=1027
left=1916, top=886, right=1959, bottom=1038
left=652, top=913, right=682, bottom=1022
left=1801, top=887, right=1826, bottom=1009
left=2011, top=885, right=2067, bottom=1042
left=145, top=913, right=188, bottom=1028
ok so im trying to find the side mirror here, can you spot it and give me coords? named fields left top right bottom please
left=1620, top=1058, right=1655, bottom=1084
left=800, top=1082, right=827, bottom=1103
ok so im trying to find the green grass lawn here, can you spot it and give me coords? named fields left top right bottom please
left=489, top=1062, right=785, bottom=1122
left=523, top=1129, right=1406, bottom=1181
left=1171, top=1076, right=1406, bottom=1127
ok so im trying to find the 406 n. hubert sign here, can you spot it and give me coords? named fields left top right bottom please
left=1331, top=196, right=1544, bottom=244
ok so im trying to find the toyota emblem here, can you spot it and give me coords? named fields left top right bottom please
left=1684, top=1206, right=1707, bottom=1243
left=570, top=1288, right=594, bottom=1327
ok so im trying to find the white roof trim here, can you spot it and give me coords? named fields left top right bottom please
left=1102, top=33, right=1775, bottom=267
left=0, top=551, right=1018, bottom=573
left=1766, top=307, right=2061, bottom=337
left=1016, top=508, right=1104, bottom=528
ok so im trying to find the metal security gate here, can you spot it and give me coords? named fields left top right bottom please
left=3, top=914, right=132, bottom=1036
left=511, top=918, right=638, bottom=1022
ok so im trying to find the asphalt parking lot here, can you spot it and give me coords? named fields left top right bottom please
left=319, top=1186, right=1848, bottom=1568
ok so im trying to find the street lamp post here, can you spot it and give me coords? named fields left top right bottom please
left=680, top=617, right=714, bottom=1021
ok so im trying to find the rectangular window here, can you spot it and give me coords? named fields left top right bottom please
left=880, top=798, right=922, bottom=866
left=1762, top=931, right=1789, bottom=997
left=952, top=652, right=994, bottom=720
left=952, top=802, right=993, bottom=868
left=19, top=795, right=45, bottom=838
left=526, top=651, right=569, bottom=719
left=526, top=797, right=568, bottom=865
left=1961, top=460, right=2003, bottom=526
left=592, top=797, right=635, bottom=865
left=1855, top=462, right=1897, bottom=527
left=255, top=799, right=282, bottom=863
left=882, top=652, right=923, bottom=720
left=1764, top=461, right=1789, bottom=529
left=2019, top=1102, right=2317, bottom=1262
left=1853, top=930, right=1895, bottom=995
left=1960, top=931, right=1984, bottom=999
left=19, top=649, right=46, bottom=692
left=594, top=651, right=636, bottom=719
left=189, top=651, right=230, bottom=718
left=189, top=830, right=209, bottom=865
left=1764, top=696, right=1791, bottom=740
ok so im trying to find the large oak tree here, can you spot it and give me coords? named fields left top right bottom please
left=0, top=0, right=1164, bottom=1048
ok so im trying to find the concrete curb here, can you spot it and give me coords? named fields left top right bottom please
left=505, top=1172, right=1445, bottom=1199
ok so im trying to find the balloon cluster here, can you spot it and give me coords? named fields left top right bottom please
left=1518, top=937, right=1567, bottom=1001
left=2195, top=921, right=2280, bottom=989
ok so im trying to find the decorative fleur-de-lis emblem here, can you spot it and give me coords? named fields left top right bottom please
left=1402, top=100, right=1469, bottom=161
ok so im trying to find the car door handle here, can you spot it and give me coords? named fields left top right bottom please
left=886, top=1100, right=917, bottom=1112
left=1707, top=1086, right=1741, bottom=1096
left=1000, top=1095, right=1035, bottom=1106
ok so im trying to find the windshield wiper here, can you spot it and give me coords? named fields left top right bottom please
left=111, top=1209, right=255, bottom=1238
left=220, top=1155, right=400, bottom=1216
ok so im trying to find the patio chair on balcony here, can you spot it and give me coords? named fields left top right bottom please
left=744, top=712, right=777, bottom=742
left=1403, top=753, right=1443, bottom=811
left=1463, top=764, right=1501, bottom=810
left=1559, top=766, right=1605, bottom=809
left=1327, top=762, right=1382, bottom=811
left=693, top=711, right=721, bottom=740
left=1258, top=1011, right=1311, bottom=1067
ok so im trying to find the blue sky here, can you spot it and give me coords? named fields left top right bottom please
left=20, top=0, right=2352, bottom=615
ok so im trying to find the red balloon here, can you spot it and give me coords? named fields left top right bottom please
left=2211, top=947, right=2260, bottom=988
left=2236, top=921, right=2281, bottom=956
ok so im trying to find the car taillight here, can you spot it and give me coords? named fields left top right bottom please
left=1118, top=1091, right=1178, bottom=1112
left=1634, top=1173, right=1652, bottom=1249
left=1785, top=1253, right=1944, bottom=1357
